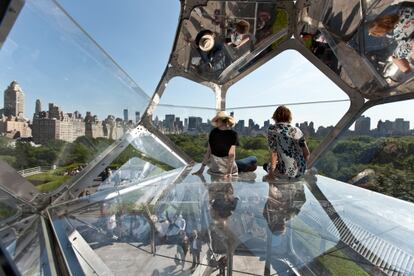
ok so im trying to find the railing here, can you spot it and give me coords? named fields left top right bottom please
left=18, top=166, right=54, bottom=177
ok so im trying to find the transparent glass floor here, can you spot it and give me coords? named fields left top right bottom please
left=47, top=167, right=414, bottom=275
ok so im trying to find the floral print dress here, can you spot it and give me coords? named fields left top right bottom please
left=267, top=123, right=307, bottom=178
left=392, top=6, right=414, bottom=59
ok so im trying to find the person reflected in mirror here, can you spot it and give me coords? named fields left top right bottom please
left=209, top=182, right=238, bottom=224
left=193, top=111, right=257, bottom=178
left=176, top=230, right=189, bottom=270
left=369, top=5, right=414, bottom=73
left=189, top=229, right=202, bottom=269
left=262, top=183, right=305, bottom=275
left=175, top=213, right=186, bottom=232
left=227, top=20, right=251, bottom=48
left=264, top=106, right=310, bottom=180
left=192, top=111, right=239, bottom=179
left=195, top=30, right=226, bottom=72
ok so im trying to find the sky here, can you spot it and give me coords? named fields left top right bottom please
left=0, top=0, right=413, bottom=130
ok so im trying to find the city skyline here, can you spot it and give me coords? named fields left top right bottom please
left=0, top=1, right=413, bottom=133
left=153, top=112, right=412, bottom=136
left=1, top=80, right=412, bottom=135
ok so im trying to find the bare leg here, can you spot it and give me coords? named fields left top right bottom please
left=392, top=57, right=412, bottom=73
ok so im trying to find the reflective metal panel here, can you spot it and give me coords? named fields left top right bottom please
left=296, top=0, right=414, bottom=98
left=171, top=1, right=292, bottom=84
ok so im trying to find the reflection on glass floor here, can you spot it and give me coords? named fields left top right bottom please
left=47, top=166, right=414, bottom=275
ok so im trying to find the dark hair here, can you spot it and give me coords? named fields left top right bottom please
left=272, top=105, right=292, bottom=123
left=235, top=20, right=250, bottom=34
left=368, top=14, right=399, bottom=36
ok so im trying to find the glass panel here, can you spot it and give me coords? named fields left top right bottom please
left=58, top=125, right=187, bottom=198
left=315, top=99, right=414, bottom=203
left=56, top=0, right=180, bottom=94
left=151, top=77, right=216, bottom=164
left=225, top=50, right=350, bottom=169
left=0, top=215, right=48, bottom=276
left=49, top=167, right=414, bottom=275
left=0, top=0, right=150, bottom=193
left=0, top=189, right=20, bottom=224
left=173, top=1, right=290, bottom=83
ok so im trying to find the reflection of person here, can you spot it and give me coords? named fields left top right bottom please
left=193, top=111, right=239, bottom=178
left=209, top=182, right=238, bottom=221
left=190, top=230, right=202, bottom=268
left=228, top=20, right=251, bottom=48
left=264, top=106, right=309, bottom=179
left=262, top=182, right=305, bottom=275
left=176, top=230, right=189, bottom=268
left=195, top=30, right=226, bottom=71
left=369, top=5, right=414, bottom=73
left=262, top=184, right=304, bottom=234
left=175, top=214, right=186, bottom=231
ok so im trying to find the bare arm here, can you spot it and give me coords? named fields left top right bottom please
left=268, top=151, right=278, bottom=178
left=193, top=144, right=211, bottom=175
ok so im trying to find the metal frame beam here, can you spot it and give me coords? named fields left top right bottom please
left=0, top=0, right=24, bottom=49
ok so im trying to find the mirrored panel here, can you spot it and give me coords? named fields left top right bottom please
left=172, top=1, right=291, bottom=83
left=297, top=0, right=414, bottom=97
left=315, top=99, right=414, bottom=203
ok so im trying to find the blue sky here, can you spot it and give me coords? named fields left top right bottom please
left=0, top=0, right=412, bottom=129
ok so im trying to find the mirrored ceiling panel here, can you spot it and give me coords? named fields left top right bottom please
left=171, top=1, right=291, bottom=84
left=297, top=0, right=414, bottom=98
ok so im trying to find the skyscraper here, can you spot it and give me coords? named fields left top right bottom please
left=164, top=114, right=175, bottom=131
left=35, top=99, right=42, bottom=114
left=135, top=111, right=140, bottom=123
left=4, top=81, right=24, bottom=117
left=355, top=115, right=371, bottom=135
left=123, top=109, right=128, bottom=122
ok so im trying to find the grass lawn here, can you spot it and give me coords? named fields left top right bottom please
left=319, top=249, right=369, bottom=276
left=26, top=169, right=72, bottom=193
left=291, top=218, right=368, bottom=275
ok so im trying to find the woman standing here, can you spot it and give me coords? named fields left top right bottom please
left=265, top=106, right=310, bottom=179
left=193, top=111, right=239, bottom=178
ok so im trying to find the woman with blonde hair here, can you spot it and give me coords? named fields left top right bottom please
left=193, top=111, right=257, bottom=178
left=369, top=5, right=414, bottom=73
left=265, top=106, right=309, bottom=179
left=193, top=111, right=239, bottom=178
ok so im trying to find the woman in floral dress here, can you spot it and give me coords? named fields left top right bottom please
left=369, top=5, right=414, bottom=73
left=265, top=106, right=310, bottom=179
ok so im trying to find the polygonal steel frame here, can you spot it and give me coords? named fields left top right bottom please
left=142, top=0, right=414, bottom=168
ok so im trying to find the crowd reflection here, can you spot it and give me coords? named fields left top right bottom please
left=70, top=171, right=311, bottom=275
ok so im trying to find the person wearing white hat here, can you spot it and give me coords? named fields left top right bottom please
left=192, top=111, right=238, bottom=178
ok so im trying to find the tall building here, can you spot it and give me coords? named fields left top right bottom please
left=32, top=103, right=85, bottom=144
left=4, top=81, right=25, bottom=117
left=188, top=116, right=202, bottom=131
left=123, top=109, right=128, bottom=122
left=394, top=118, right=410, bottom=134
left=135, top=111, right=140, bottom=123
left=164, top=114, right=175, bottom=132
left=35, top=99, right=41, bottom=114
left=355, top=115, right=371, bottom=135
